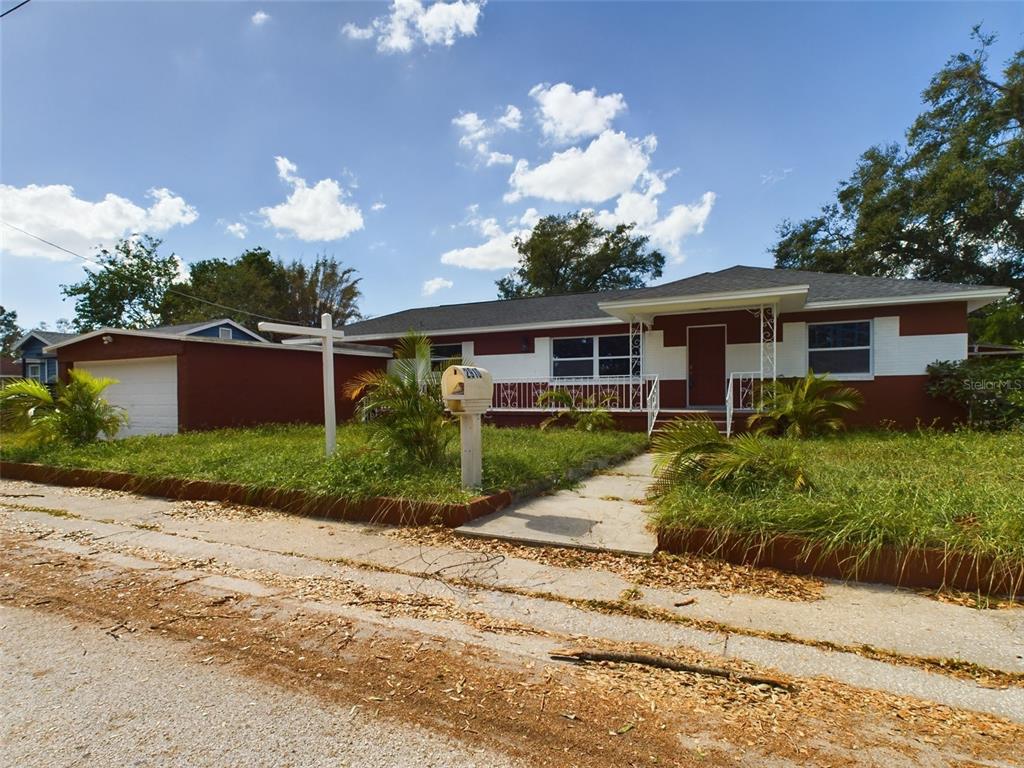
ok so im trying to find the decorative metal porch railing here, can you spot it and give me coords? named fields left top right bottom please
left=491, top=376, right=660, bottom=414
left=725, top=371, right=761, bottom=438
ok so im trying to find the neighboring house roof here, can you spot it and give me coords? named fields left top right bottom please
left=13, top=330, right=78, bottom=352
left=341, top=265, right=1010, bottom=339
left=146, top=318, right=269, bottom=342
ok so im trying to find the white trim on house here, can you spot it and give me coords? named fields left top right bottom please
left=803, top=287, right=1010, bottom=313
left=174, top=318, right=271, bottom=343
left=339, top=316, right=622, bottom=343
left=599, top=285, right=811, bottom=319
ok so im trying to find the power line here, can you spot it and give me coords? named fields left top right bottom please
left=0, top=0, right=33, bottom=20
left=0, top=219, right=294, bottom=325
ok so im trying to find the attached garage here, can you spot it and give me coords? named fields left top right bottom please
left=45, top=330, right=392, bottom=436
left=76, top=356, right=179, bottom=437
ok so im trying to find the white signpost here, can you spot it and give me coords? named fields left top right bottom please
left=258, top=313, right=345, bottom=457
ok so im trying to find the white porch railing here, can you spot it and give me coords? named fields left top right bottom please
left=725, top=371, right=761, bottom=437
left=491, top=375, right=661, bottom=425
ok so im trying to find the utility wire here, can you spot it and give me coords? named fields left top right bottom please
left=0, top=0, right=33, bottom=20
left=0, top=218, right=295, bottom=324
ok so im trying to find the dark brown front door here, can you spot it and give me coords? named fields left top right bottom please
left=687, top=325, right=726, bottom=407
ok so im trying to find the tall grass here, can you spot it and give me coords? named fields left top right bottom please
left=653, top=429, right=1024, bottom=571
left=2, top=423, right=647, bottom=504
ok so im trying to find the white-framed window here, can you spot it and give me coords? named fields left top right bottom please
left=430, top=343, right=462, bottom=371
left=218, top=327, right=232, bottom=339
left=27, top=363, right=41, bottom=381
left=551, top=334, right=631, bottom=379
left=807, top=320, right=872, bottom=376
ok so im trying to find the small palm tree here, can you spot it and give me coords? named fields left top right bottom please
left=1, top=370, right=128, bottom=447
left=535, top=389, right=616, bottom=431
left=651, top=415, right=811, bottom=494
left=747, top=372, right=863, bottom=438
left=343, top=331, right=455, bottom=465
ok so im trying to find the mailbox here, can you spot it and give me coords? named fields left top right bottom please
left=442, top=365, right=493, bottom=414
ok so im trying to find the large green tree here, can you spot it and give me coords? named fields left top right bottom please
left=772, top=28, right=1024, bottom=344
left=160, top=250, right=362, bottom=329
left=0, top=305, right=24, bottom=360
left=61, top=236, right=182, bottom=332
left=496, top=212, right=664, bottom=299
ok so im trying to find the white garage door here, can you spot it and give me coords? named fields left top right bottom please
left=77, top=356, right=179, bottom=437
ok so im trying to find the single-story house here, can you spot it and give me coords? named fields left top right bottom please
left=44, top=327, right=391, bottom=437
left=340, top=265, right=1011, bottom=432
left=13, top=319, right=265, bottom=386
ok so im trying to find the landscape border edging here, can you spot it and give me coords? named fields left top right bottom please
left=0, top=460, right=511, bottom=528
left=657, top=527, right=1024, bottom=599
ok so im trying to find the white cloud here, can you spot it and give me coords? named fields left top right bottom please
left=593, top=171, right=715, bottom=262
left=422, top=276, right=454, bottom=296
left=370, top=201, right=387, bottom=211
left=259, top=156, right=364, bottom=241
left=505, top=130, right=655, bottom=204
left=343, top=0, right=482, bottom=54
left=172, top=255, right=191, bottom=283
left=440, top=209, right=529, bottom=270
left=341, top=22, right=375, bottom=40
left=761, top=168, right=793, bottom=186
left=530, top=83, right=626, bottom=143
left=453, top=105, right=521, bottom=166
left=224, top=221, right=248, bottom=239
left=519, top=207, right=540, bottom=227
left=251, top=10, right=270, bottom=26
left=0, top=183, right=197, bottom=261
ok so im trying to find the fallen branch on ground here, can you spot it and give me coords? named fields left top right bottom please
left=550, top=649, right=796, bottom=692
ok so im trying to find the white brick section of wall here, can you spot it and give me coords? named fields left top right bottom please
left=873, top=317, right=967, bottom=375
left=643, top=330, right=686, bottom=379
left=472, top=337, right=552, bottom=380
left=778, top=322, right=808, bottom=377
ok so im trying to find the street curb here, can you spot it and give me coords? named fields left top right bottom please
left=657, top=527, right=1024, bottom=599
left=0, top=460, right=511, bottom=528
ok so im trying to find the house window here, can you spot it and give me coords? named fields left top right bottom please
left=218, top=327, right=232, bottom=339
left=27, top=363, right=41, bottom=381
left=807, top=321, right=871, bottom=375
left=552, top=335, right=631, bottom=379
left=430, top=343, right=462, bottom=371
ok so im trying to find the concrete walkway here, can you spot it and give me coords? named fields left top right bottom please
left=456, top=453, right=658, bottom=555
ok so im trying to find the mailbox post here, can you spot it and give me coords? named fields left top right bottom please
left=441, top=365, right=493, bottom=489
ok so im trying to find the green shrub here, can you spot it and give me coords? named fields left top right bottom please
left=343, top=331, right=455, bottom=465
left=651, top=415, right=811, bottom=494
left=536, top=389, right=616, bottom=432
left=927, top=358, right=1024, bottom=430
left=747, top=371, right=863, bottom=438
left=0, top=370, right=128, bottom=447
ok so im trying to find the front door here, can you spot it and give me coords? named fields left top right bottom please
left=687, top=325, right=726, bottom=407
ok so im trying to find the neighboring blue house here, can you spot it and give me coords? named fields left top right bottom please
left=13, top=319, right=266, bottom=384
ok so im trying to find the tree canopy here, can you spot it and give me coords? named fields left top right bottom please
left=61, top=236, right=182, bottom=332
left=0, top=305, right=24, bottom=360
left=161, top=250, right=362, bottom=329
left=772, top=28, right=1023, bottom=344
left=496, top=212, right=665, bottom=299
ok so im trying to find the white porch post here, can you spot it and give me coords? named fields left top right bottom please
left=258, top=313, right=346, bottom=457
left=321, top=313, right=337, bottom=455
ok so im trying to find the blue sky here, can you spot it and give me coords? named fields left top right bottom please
left=2, top=1, right=1022, bottom=329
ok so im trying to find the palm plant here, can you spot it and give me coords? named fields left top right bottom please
left=747, top=372, right=863, bottom=438
left=651, top=415, right=811, bottom=494
left=535, top=389, right=616, bottom=432
left=343, top=331, right=455, bottom=465
left=1, top=370, right=128, bottom=447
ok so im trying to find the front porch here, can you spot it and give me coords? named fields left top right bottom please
left=485, top=297, right=787, bottom=435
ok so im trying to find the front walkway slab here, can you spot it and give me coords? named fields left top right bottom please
left=455, top=453, right=658, bottom=555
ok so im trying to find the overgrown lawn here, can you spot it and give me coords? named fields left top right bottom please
left=653, top=429, right=1024, bottom=564
left=2, top=423, right=648, bottom=503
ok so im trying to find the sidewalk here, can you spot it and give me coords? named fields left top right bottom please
left=456, top=453, right=658, bottom=555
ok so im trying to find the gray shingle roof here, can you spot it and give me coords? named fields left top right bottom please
left=339, top=264, right=1002, bottom=338
left=20, top=330, right=77, bottom=346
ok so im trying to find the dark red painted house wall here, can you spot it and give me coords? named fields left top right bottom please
left=57, top=335, right=388, bottom=432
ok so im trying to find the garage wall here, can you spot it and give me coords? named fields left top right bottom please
left=76, top=357, right=179, bottom=437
